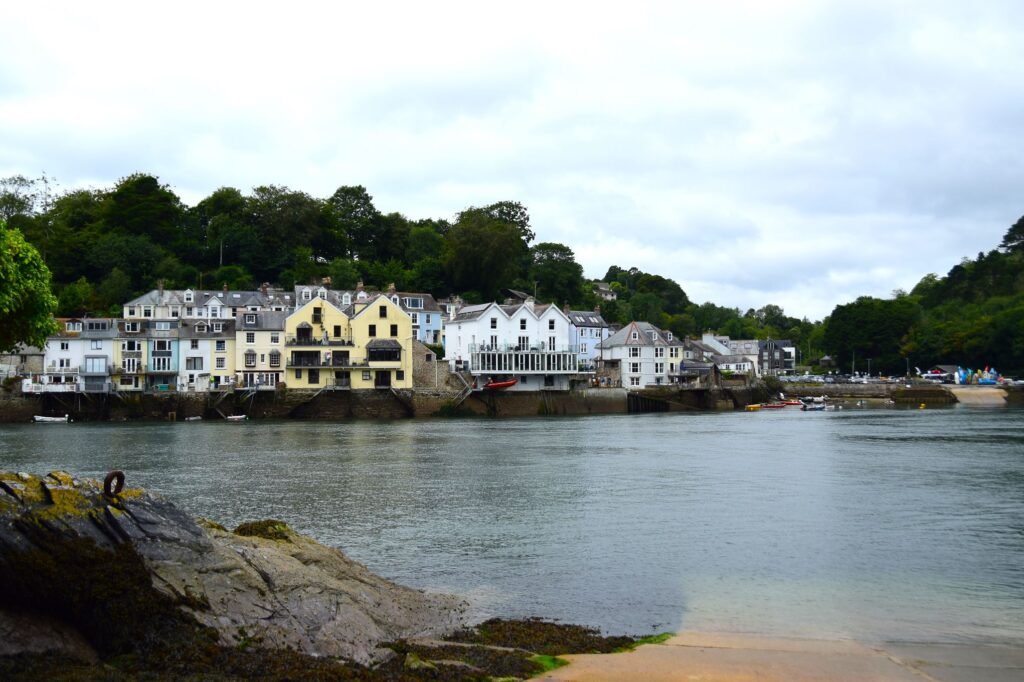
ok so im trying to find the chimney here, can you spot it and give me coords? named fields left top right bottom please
left=594, top=304, right=601, bottom=314
left=563, top=303, right=570, bottom=316
left=322, top=276, right=332, bottom=286
left=223, top=283, right=228, bottom=293
left=525, top=297, right=535, bottom=311
left=356, top=280, right=364, bottom=292
left=387, top=282, right=396, bottom=295
left=157, top=279, right=164, bottom=297
left=260, top=282, right=268, bottom=296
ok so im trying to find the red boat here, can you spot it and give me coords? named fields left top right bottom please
left=759, top=402, right=787, bottom=409
left=483, top=379, right=518, bottom=390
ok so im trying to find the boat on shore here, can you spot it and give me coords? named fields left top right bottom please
left=224, top=415, right=247, bottom=421
left=33, top=414, right=70, bottom=423
left=483, top=378, right=518, bottom=390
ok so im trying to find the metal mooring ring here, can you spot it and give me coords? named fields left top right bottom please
left=103, top=470, right=125, bottom=497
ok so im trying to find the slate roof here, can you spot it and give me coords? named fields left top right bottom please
left=179, top=319, right=236, bottom=338
left=366, top=339, right=402, bottom=350
left=568, top=310, right=608, bottom=328
left=126, top=288, right=293, bottom=309
left=597, top=321, right=682, bottom=349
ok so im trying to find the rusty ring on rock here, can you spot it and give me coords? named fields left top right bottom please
left=103, top=470, right=125, bottom=497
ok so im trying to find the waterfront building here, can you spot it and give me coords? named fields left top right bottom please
left=295, top=283, right=444, bottom=347
left=178, top=319, right=236, bottom=391
left=28, top=318, right=117, bottom=394
left=284, top=297, right=354, bottom=390
left=566, top=307, right=610, bottom=372
left=0, top=344, right=43, bottom=378
left=345, top=293, right=414, bottom=389
left=235, top=311, right=286, bottom=389
left=124, top=284, right=294, bottom=322
left=113, top=319, right=146, bottom=392
left=596, top=321, right=686, bottom=388
left=444, top=298, right=579, bottom=390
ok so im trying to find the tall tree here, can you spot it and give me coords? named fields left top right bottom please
left=999, top=214, right=1024, bottom=252
left=327, top=185, right=379, bottom=260
left=530, top=242, right=584, bottom=305
left=0, top=220, right=59, bottom=352
left=446, top=209, right=530, bottom=301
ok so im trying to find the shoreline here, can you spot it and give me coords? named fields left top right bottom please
left=541, top=631, right=1024, bottom=681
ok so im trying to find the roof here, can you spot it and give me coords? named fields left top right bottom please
left=597, top=321, right=681, bottom=349
left=714, top=354, right=754, bottom=364
left=366, top=338, right=402, bottom=350
left=179, top=320, right=236, bottom=338
left=126, top=288, right=293, bottom=309
left=568, top=310, right=609, bottom=328
left=236, top=311, right=286, bottom=331
left=451, top=300, right=565, bottom=323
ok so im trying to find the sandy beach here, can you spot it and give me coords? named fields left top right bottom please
left=539, top=632, right=1024, bottom=681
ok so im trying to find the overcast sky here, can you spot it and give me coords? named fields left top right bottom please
left=2, top=1, right=1022, bottom=319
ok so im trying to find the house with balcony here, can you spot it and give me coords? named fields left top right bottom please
left=567, top=307, right=610, bottom=372
left=284, top=297, right=356, bottom=390
left=596, top=321, right=688, bottom=388
left=235, top=311, right=286, bottom=389
left=444, top=298, right=578, bottom=391
left=112, top=319, right=147, bottom=392
left=144, top=319, right=179, bottom=392
left=294, top=283, right=444, bottom=347
left=344, top=294, right=414, bottom=390
left=28, top=319, right=117, bottom=394
left=179, top=319, right=236, bottom=391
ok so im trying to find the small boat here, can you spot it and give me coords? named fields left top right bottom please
left=34, top=414, right=70, bottom=423
left=759, top=403, right=787, bottom=409
left=782, top=400, right=803, bottom=406
left=801, top=403, right=826, bottom=411
left=745, top=404, right=761, bottom=411
left=185, top=416, right=203, bottom=422
left=224, top=415, right=247, bottom=421
left=483, top=379, right=518, bottom=390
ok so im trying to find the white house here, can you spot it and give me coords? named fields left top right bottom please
left=28, top=318, right=117, bottom=394
left=444, top=298, right=578, bottom=390
left=596, top=321, right=685, bottom=388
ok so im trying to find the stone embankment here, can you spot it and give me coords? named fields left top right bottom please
left=0, top=471, right=466, bottom=667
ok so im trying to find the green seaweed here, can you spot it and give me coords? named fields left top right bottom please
left=233, top=519, right=292, bottom=542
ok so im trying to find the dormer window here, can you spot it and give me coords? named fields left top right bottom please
left=342, top=293, right=351, bottom=305
left=184, top=290, right=194, bottom=303
left=302, top=288, right=311, bottom=302
left=245, top=314, right=257, bottom=325
left=317, top=289, right=327, bottom=300
left=213, top=323, right=223, bottom=333
left=631, top=331, right=639, bottom=340
left=357, top=291, right=367, bottom=301
left=65, top=321, right=82, bottom=332
left=667, top=332, right=673, bottom=341
left=196, top=323, right=208, bottom=333
left=391, top=295, right=399, bottom=304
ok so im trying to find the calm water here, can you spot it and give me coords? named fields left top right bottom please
left=2, top=407, right=1023, bottom=644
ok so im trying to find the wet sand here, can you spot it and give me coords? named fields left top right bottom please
left=539, top=632, right=1024, bottom=681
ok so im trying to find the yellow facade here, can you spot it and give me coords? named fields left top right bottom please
left=234, top=312, right=285, bottom=388
left=282, top=296, right=413, bottom=390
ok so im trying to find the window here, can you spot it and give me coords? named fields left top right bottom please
left=213, top=323, right=223, bottom=333
left=379, top=305, right=387, bottom=318
left=342, top=293, right=351, bottom=305
left=186, top=357, right=203, bottom=370
left=151, top=356, right=171, bottom=371
left=216, top=357, right=225, bottom=369
left=630, top=376, right=641, bottom=386
left=655, top=362, right=664, bottom=374
left=244, top=351, right=256, bottom=367
left=425, top=314, right=431, bottom=324
left=87, top=321, right=107, bottom=331
left=362, top=371, right=371, bottom=381
left=630, top=362, right=640, bottom=373
left=142, top=306, right=152, bottom=318
left=302, top=288, right=311, bottom=302
left=270, top=333, right=279, bottom=344
left=368, top=324, right=376, bottom=337
left=518, top=335, right=530, bottom=350
left=58, top=358, right=71, bottom=368
left=312, top=307, right=322, bottom=324
left=125, top=322, right=140, bottom=333
left=122, top=340, right=140, bottom=351
left=260, top=354, right=265, bottom=363
left=396, top=370, right=404, bottom=381
left=85, top=357, right=105, bottom=373
left=91, top=340, right=102, bottom=350
left=629, top=347, right=640, bottom=358
left=170, top=306, right=180, bottom=318
left=490, top=317, right=497, bottom=329
left=245, top=314, right=256, bottom=325
left=65, top=322, right=82, bottom=332
left=216, top=340, right=226, bottom=352
left=295, top=369, right=303, bottom=379
left=520, top=319, right=527, bottom=330
left=654, top=348, right=665, bottom=358
left=154, top=340, right=170, bottom=351
left=404, top=297, right=423, bottom=309
left=127, top=306, right=136, bottom=316
left=196, top=323, right=208, bottom=333
left=191, top=339, right=199, bottom=350
left=390, top=324, right=398, bottom=337
left=411, top=313, right=419, bottom=325
left=60, top=341, right=69, bottom=350
left=155, top=321, right=170, bottom=331
left=670, top=348, right=679, bottom=358
left=549, top=336, right=556, bottom=350
left=269, top=351, right=280, bottom=368
left=333, top=325, right=342, bottom=338
left=210, top=307, right=219, bottom=318
left=317, top=289, right=327, bottom=299
left=186, top=307, right=194, bottom=316
left=548, top=319, right=555, bottom=330
left=246, top=332, right=255, bottom=344
left=184, top=290, right=194, bottom=303
left=581, top=343, right=587, bottom=354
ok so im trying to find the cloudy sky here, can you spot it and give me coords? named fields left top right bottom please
left=2, top=1, right=1022, bottom=319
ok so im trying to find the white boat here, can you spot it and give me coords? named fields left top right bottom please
left=184, top=416, right=203, bottom=422
left=224, top=415, right=247, bottom=421
left=34, top=414, right=70, bottom=423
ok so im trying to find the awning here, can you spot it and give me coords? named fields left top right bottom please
left=366, top=339, right=402, bottom=350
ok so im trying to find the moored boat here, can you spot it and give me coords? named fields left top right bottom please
left=224, top=415, right=247, bottom=421
left=483, top=378, right=518, bottom=390
left=33, top=414, right=70, bottom=423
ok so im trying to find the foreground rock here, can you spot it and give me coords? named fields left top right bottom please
left=0, top=470, right=465, bottom=667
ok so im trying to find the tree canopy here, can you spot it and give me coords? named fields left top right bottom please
left=0, top=220, right=59, bottom=352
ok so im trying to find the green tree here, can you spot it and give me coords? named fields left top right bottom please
left=530, top=242, right=584, bottom=305
left=459, top=201, right=535, bottom=244
left=57, top=277, right=96, bottom=316
left=0, top=220, right=59, bottom=352
left=96, top=268, right=132, bottom=312
left=999, top=215, right=1024, bottom=252
left=327, top=258, right=359, bottom=289
left=445, top=208, right=530, bottom=301
left=327, top=185, right=379, bottom=260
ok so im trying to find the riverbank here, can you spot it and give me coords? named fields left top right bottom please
left=540, top=632, right=1024, bottom=682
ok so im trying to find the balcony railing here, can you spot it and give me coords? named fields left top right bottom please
left=469, top=342, right=580, bottom=354
left=285, top=336, right=354, bottom=347
left=287, top=357, right=368, bottom=368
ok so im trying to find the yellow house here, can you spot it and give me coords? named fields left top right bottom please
left=234, top=311, right=285, bottom=389
left=347, top=294, right=413, bottom=389
left=284, top=298, right=355, bottom=390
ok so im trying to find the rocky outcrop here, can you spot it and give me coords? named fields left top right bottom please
left=0, top=471, right=466, bottom=666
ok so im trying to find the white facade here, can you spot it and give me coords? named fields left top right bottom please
left=598, top=321, right=684, bottom=388
left=444, top=299, right=578, bottom=390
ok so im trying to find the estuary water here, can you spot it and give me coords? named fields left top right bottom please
left=2, top=407, right=1023, bottom=644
